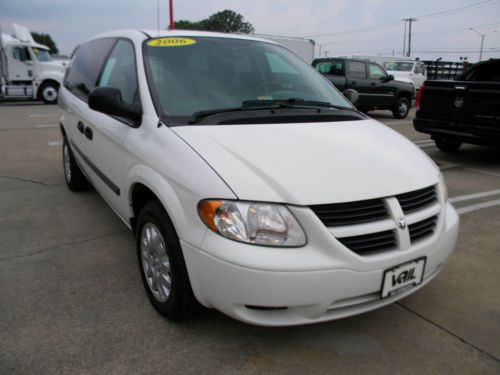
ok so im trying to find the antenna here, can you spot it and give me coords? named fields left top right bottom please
left=157, top=0, right=160, bottom=36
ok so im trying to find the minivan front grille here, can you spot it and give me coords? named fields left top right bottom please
left=397, top=186, right=437, bottom=214
left=310, top=199, right=388, bottom=227
left=311, top=185, right=440, bottom=256
left=337, top=230, right=396, bottom=255
left=409, top=215, right=438, bottom=242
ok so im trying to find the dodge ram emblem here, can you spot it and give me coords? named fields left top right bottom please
left=398, top=217, right=407, bottom=229
left=454, top=97, right=464, bottom=108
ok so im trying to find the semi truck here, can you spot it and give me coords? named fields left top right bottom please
left=0, top=24, right=66, bottom=104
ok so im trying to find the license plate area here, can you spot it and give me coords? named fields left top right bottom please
left=381, top=257, right=426, bottom=299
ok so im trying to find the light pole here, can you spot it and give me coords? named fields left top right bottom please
left=469, top=28, right=497, bottom=61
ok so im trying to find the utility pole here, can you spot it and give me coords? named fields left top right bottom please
left=403, top=18, right=417, bottom=57
left=469, top=28, right=497, bottom=61
left=169, top=0, right=174, bottom=30
left=402, top=19, right=407, bottom=56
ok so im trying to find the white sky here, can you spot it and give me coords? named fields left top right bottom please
left=1, top=0, right=499, bottom=62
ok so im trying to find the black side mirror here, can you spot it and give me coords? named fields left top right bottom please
left=385, top=74, right=394, bottom=81
left=88, top=87, right=141, bottom=127
left=343, top=89, right=359, bottom=107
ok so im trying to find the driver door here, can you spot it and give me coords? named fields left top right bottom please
left=367, top=63, right=396, bottom=106
left=7, top=46, right=34, bottom=81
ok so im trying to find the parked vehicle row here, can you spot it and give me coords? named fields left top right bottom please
left=313, top=57, right=415, bottom=118
left=59, top=30, right=458, bottom=326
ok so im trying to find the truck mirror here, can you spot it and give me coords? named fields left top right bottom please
left=343, top=89, right=359, bottom=107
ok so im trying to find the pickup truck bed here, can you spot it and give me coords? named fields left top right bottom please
left=414, top=59, right=500, bottom=152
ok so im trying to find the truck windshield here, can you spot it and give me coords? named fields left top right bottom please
left=32, top=48, right=52, bottom=62
left=143, top=36, right=352, bottom=119
left=386, top=62, right=413, bottom=72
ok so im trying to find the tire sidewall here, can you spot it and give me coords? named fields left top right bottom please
left=39, top=82, right=59, bottom=104
left=394, top=97, right=410, bottom=119
left=136, top=202, right=193, bottom=319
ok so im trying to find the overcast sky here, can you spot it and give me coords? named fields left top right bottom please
left=1, top=0, right=499, bottom=62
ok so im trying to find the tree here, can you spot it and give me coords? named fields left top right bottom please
left=174, top=10, right=254, bottom=34
left=30, top=32, right=59, bottom=54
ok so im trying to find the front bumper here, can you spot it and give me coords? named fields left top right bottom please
left=182, top=203, right=459, bottom=326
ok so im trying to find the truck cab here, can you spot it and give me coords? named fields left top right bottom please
left=0, top=24, right=66, bottom=104
left=385, top=61, right=427, bottom=90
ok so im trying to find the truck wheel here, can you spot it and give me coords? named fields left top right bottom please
left=434, top=138, right=462, bottom=153
left=136, top=200, right=199, bottom=321
left=63, top=137, right=89, bottom=191
left=392, top=97, right=410, bottom=119
left=39, top=81, right=59, bottom=104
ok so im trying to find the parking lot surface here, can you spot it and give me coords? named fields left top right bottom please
left=1, top=102, right=499, bottom=374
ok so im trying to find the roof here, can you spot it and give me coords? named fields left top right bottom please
left=83, top=29, right=280, bottom=46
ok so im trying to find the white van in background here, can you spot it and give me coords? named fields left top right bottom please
left=0, top=24, right=66, bottom=104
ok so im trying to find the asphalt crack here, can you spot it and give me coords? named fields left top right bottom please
left=397, top=302, right=500, bottom=363
left=0, top=175, right=53, bottom=187
left=0, top=230, right=129, bottom=261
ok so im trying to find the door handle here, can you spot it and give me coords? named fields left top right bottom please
left=77, top=121, right=84, bottom=134
left=351, top=81, right=357, bottom=85
left=371, top=83, right=376, bottom=86
left=83, top=126, right=93, bottom=140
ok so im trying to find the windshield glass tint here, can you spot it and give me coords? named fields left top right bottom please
left=32, top=48, right=52, bottom=62
left=386, top=62, right=413, bottom=72
left=143, top=37, right=351, bottom=118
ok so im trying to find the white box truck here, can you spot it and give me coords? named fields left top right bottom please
left=251, top=34, right=316, bottom=64
left=0, top=24, right=66, bottom=104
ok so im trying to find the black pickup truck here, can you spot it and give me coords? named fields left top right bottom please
left=414, top=59, right=500, bottom=152
left=312, top=58, right=415, bottom=118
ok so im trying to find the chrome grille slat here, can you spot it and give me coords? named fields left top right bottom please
left=338, top=230, right=396, bottom=255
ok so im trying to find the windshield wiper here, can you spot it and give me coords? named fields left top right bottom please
left=242, top=98, right=352, bottom=111
left=188, top=98, right=353, bottom=124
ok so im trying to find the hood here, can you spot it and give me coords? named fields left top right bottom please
left=39, top=60, right=67, bottom=73
left=172, top=119, right=439, bottom=205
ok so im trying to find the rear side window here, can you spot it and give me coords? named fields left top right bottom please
left=347, top=61, right=367, bottom=79
left=315, top=61, right=344, bottom=76
left=98, top=40, right=139, bottom=105
left=462, top=63, right=500, bottom=82
left=64, top=38, right=116, bottom=101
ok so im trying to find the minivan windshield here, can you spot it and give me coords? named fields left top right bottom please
left=143, top=36, right=352, bottom=121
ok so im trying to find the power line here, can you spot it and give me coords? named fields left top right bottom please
left=416, top=0, right=499, bottom=20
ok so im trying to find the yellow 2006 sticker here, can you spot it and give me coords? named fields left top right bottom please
left=147, top=37, right=197, bottom=47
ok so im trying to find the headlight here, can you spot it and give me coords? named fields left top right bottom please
left=198, top=200, right=307, bottom=247
left=438, top=173, right=448, bottom=202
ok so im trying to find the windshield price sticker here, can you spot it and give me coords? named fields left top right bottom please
left=147, top=38, right=197, bottom=47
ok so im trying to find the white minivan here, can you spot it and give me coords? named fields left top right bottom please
left=59, top=30, right=459, bottom=326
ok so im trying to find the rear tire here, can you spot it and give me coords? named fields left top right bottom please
left=63, top=137, right=89, bottom=191
left=136, top=200, right=199, bottom=321
left=392, top=97, right=410, bottom=119
left=434, top=137, right=462, bottom=153
left=38, top=81, right=59, bottom=104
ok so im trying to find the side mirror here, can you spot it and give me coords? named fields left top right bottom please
left=343, top=89, right=359, bottom=107
left=387, top=74, right=394, bottom=81
left=88, top=87, right=141, bottom=127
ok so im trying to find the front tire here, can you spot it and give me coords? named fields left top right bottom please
left=392, top=96, right=410, bottom=119
left=136, top=200, right=199, bottom=321
left=39, top=81, right=59, bottom=104
left=435, top=137, right=462, bottom=153
left=63, top=137, right=89, bottom=191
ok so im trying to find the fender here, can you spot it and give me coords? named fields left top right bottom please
left=125, top=164, right=230, bottom=248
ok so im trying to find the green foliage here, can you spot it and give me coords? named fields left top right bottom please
left=30, top=32, right=59, bottom=54
left=174, top=9, right=254, bottom=34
